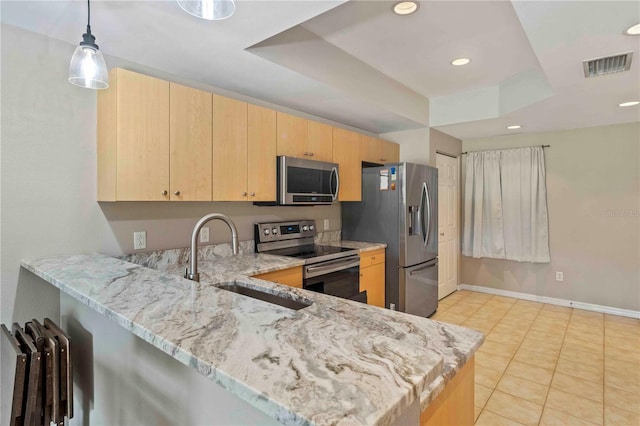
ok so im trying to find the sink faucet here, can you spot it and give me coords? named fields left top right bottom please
left=185, top=213, right=239, bottom=282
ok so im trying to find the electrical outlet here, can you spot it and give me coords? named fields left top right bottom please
left=324, top=219, right=330, bottom=230
left=133, top=231, right=146, bottom=250
left=389, top=303, right=396, bottom=311
left=199, top=226, right=209, bottom=243
left=556, top=271, right=564, bottom=282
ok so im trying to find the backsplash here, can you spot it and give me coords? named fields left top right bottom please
left=120, top=231, right=342, bottom=269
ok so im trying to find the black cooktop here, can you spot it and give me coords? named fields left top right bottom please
left=267, top=244, right=356, bottom=261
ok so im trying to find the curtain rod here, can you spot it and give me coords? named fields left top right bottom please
left=461, top=145, right=550, bottom=155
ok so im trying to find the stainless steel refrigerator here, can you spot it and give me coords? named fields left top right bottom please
left=342, top=163, right=438, bottom=317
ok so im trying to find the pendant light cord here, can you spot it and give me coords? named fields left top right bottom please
left=87, top=0, right=91, bottom=31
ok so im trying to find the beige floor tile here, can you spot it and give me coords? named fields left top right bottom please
left=572, top=309, right=604, bottom=320
left=604, top=314, right=640, bottom=326
left=492, top=324, right=529, bottom=338
left=559, top=345, right=604, bottom=368
left=605, top=327, right=640, bottom=343
left=487, top=330, right=526, bottom=346
left=476, top=366, right=503, bottom=389
left=515, top=299, right=544, bottom=309
left=604, top=345, right=640, bottom=364
left=555, top=358, right=603, bottom=384
left=526, top=330, right=565, bottom=345
left=484, top=390, right=543, bottom=425
left=446, top=302, right=480, bottom=315
left=506, top=310, right=540, bottom=320
left=605, top=321, right=640, bottom=335
left=434, top=311, right=469, bottom=325
left=545, top=388, right=603, bottom=425
left=490, top=295, right=518, bottom=304
left=605, top=334, right=640, bottom=351
left=539, top=407, right=600, bottom=426
left=475, top=383, right=493, bottom=408
left=542, top=304, right=572, bottom=314
left=513, top=348, right=558, bottom=370
left=604, top=357, right=640, bottom=376
left=605, top=385, right=640, bottom=414
left=463, top=322, right=494, bottom=334
left=476, top=351, right=512, bottom=374
left=605, top=368, right=640, bottom=393
left=533, top=315, right=569, bottom=327
left=551, top=372, right=603, bottom=402
left=520, top=336, right=562, bottom=355
left=530, top=323, right=568, bottom=335
left=604, top=405, right=640, bottom=426
left=563, top=334, right=604, bottom=352
left=474, top=405, right=483, bottom=422
left=571, top=314, right=604, bottom=326
left=478, top=340, right=520, bottom=357
left=505, top=361, right=554, bottom=386
left=496, top=374, right=549, bottom=405
left=476, top=409, right=526, bottom=426
left=567, top=321, right=603, bottom=336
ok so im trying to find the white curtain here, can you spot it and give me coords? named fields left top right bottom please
left=462, top=146, right=550, bottom=263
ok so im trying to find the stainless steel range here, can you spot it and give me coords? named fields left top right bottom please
left=254, top=220, right=366, bottom=303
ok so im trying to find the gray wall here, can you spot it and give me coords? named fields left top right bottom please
left=461, top=122, right=640, bottom=311
left=0, top=24, right=343, bottom=325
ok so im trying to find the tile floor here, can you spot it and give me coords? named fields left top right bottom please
left=431, top=290, right=640, bottom=426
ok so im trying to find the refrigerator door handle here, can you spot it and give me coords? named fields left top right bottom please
left=420, top=182, right=430, bottom=246
left=330, top=167, right=340, bottom=201
left=409, top=259, right=438, bottom=275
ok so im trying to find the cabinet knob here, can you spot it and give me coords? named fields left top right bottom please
left=242, top=192, right=248, bottom=196
left=162, top=190, right=168, bottom=196
left=440, top=232, right=444, bottom=236
left=303, top=152, right=309, bottom=156
left=250, top=192, right=256, bottom=197
left=174, top=191, right=180, bottom=196
left=380, top=158, right=386, bottom=162
left=309, top=152, right=314, bottom=157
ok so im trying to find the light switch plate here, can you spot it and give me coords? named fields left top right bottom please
left=134, top=231, right=146, bottom=250
left=199, top=226, right=209, bottom=243
left=324, top=219, right=330, bottom=230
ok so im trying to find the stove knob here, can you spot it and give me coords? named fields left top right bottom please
left=272, top=228, right=278, bottom=234
left=263, top=229, right=270, bottom=235
left=309, top=225, right=315, bottom=231
left=302, top=225, right=309, bottom=231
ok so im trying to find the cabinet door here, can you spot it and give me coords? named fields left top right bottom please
left=361, top=135, right=382, bottom=164
left=360, top=263, right=385, bottom=308
left=380, top=139, right=400, bottom=163
left=169, top=83, right=212, bottom=201
left=212, top=95, right=248, bottom=201
left=307, top=121, right=333, bottom=162
left=252, top=266, right=303, bottom=288
left=276, top=112, right=307, bottom=158
left=116, top=69, right=170, bottom=201
left=248, top=105, right=276, bottom=201
left=332, top=127, right=362, bottom=201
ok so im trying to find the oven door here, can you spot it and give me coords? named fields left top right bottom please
left=278, top=156, right=339, bottom=205
left=303, top=256, right=365, bottom=302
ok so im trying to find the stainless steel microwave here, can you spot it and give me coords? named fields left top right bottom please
left=277, top=156, right=339, bottom=205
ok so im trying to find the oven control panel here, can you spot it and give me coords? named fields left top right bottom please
left=255, top=220, right=317, bottom=243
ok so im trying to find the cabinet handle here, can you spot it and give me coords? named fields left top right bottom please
left=309, top=152, right=314, bottom=157
left=242, top=192, right=247, bottom=196
left=162, top=190, right=168, bottom=196
left=440, top=232, right=444, bottom=236
left=380, top=158, right=386, bottom=162
left=303, top=152, right=308, bottom=156
left=250, top=192, right=256, bottom=197
left=174, top=191, right=180, bottom=196
left=360, top=274, right=363, bottom=277
left=372, top=256, right=376, bottom=260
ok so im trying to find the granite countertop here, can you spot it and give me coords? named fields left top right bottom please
left=22, top=244, right=482, bottom=425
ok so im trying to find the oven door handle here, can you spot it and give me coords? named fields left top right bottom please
left=305, top=257, right=360, bottom=278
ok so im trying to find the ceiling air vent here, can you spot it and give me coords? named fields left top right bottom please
left=583, top=52, right=633, bottom=78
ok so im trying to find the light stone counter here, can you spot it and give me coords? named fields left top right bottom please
left=23, top=243, right=482, bottom=425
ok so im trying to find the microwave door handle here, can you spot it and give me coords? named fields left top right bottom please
left=331, top=167, right=339, bottom=201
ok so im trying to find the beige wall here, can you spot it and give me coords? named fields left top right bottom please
left=380, top=127, right=430, bottom=165
left=0, top=25, right=342, bottom=325
left=461, top=122, right=640, bottom=311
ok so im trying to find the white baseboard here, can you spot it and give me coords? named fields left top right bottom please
left=458, top=284, right=640, bottom=319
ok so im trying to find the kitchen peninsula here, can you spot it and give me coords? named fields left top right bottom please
left=21, top=246, right=483, bottom=425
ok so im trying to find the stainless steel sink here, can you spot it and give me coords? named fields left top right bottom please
left=218, top=283, right=312, bottom=311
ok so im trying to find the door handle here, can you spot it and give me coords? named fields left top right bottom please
left=330, top=167, right=340, bottom=201
left=409, top=261, right=437, bottom=275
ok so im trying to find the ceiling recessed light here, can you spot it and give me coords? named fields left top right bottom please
left=451, top=58, right=471, bottom=66
left=393, top=1, right=419, bottom=16
left=625, top=23, right=640, bottom=35
left=506, top=125, right=522, bottom=130
left=618, top=101, right=640, bottom=107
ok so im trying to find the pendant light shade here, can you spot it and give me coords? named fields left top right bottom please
left=177, top=0, right=236, bottom=20
left=68, top=0, right=109, bottom=89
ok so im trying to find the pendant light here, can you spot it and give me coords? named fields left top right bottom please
left=176, top=0, right=236, bottom=20
left=68, top=0, right=109, bottom=89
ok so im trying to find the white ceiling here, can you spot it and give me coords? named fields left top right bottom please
left=1, top=1, right=639, bottom=139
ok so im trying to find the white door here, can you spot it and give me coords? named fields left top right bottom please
left=436, top=153, right=459, bottom=299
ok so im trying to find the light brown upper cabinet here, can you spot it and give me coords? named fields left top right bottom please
left=332, top=127, right=362, bottom=201
left=277, top=112, right=333, bottom=161
left=247, top=105, right=277, bottom=201
left=212, top=95, right=248, bottom=201
left=169, top=83, right=212, bottom=201
left=362, top=136, right=400, bottom=164
left=98, top=68, right=170, bottom=201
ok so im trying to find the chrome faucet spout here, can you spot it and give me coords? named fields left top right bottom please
left=186, top=213, right=239, bottom=282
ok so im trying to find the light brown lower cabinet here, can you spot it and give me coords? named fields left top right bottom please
left=420, top=357, right=475, bottom=426
left=252, top=266, right=303, bottom=288
left=359, top=249, right=385, bottom=308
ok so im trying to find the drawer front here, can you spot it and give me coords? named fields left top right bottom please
left=252, top=266, right=303, bottom=288
left=360, top=249, right=385, bottom=268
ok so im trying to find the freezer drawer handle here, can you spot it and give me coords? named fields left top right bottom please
left=409, top=261, right=437, bottom=275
